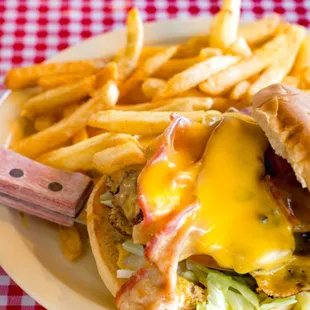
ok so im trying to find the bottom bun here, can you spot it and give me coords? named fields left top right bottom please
left=87, top=176, right=127, bottom=296
left=87, top=176, right=206, bottom=309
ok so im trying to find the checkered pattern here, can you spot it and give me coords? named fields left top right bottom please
left=0, top=267, right=45, bottom=309
left=1, top=0, right=310, bottom=89
left=0, top=0, right=309, bottom=308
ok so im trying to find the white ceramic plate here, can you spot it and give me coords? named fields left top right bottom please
left=0, top=17, right=214, bottom=310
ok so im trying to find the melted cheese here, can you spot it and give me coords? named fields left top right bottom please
left=137, top=115, right=295, bottom=274
left=195, top=115, right=294, bottom=273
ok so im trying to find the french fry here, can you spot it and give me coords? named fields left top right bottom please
left=230, top=80, right=251, bottom=101
left=115, top=46, right=166, bottom=63
left=38, top=132, right=133, bottom=171
left=119, top=46, right=178, bottom=99
left=155, top=56, right=238, bottom=99
left=115, top=96, right=211, bottom=112
left=96, top=62, right=118, bottom=88
left=115, top=102, right=158, bottom=111
left=13, top=80, right=119, bottom=158
left=248, top=25, right=305, bottom=97
left=58, top=225, right=83, bottom=261
left=5, top=59, right=104, bottom=90
left=199, top=33, right=288, bottom=96
left=210, top=97, right=231, bottom=112
left=152, top=97, right=213, bottom=112
left=199, top=47, right=223, bottom=58
left=118, top=84, right=148, bottom=105
left=153, top=48, right=222, bottom=79
left=299, top=66, right=310, bottom=89
left=72, top=127, right=89, bottom=144
left=282, top=75, right=300, bottom=88
left=209, top=0, right=241, bottom=49
left=227, top=36, right=252, bottom=57
left=37, top=73, right=89, bottom=89
left=6, top=117, right=33, bottom=148
left=22, top=75, right=96, bottom=117
left=174, top=35, right=209, bottom=58
left=63, top=103, right=80, bottom=118
left=137, top=135, right=159, bottom=149
left=88, top=110, right=222, bottom=135
left=114, top=47, right=124, bottom=62
left=141, top=78, right=166, bottom=99
left=176, top=88, right=205, bottom=98
left=117, top=8, right=144, bottom=81
left=87, top=126, right=105, bottom=138
left=238, top=14, right=281, bottom=47
left=138, top=46, right=168, bottom=65
left=93, top=141, right=146, bottom=175
left=293, top=37, right=310, bottom=77
left=34, top=115, right=55, bottom=132
left=275, top=22, right=291, bottom=35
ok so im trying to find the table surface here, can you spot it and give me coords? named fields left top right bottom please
left=0, top=0, right=309, bottom=308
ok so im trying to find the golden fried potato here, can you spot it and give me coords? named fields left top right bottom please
left=58, top=225, right=83, bottom=262
left=38, top=132, right=133, bottom=171
left=153, top=48, right=221, bottom=79
left=5, top=59, right=104, bottom=89
left=199, top=33, right=288, bottom=96
left=37, top=73, right=89, bottom=89
left=88, top=110, right=222, bottom=135
left=72, top=128, right=89, bottom=144
left=117, top=8, right=144, bottom=80
left=22, top=75, right=95, bottom=117
left=155, top=56, right=238, bottom=99
left=238, top=14, right=281, bottom=47
left=34, top=115, right=55, bottom=132
left=93, top=141, right=146, bottom=175
left=209, top=0, right=241, bottom=49
left=174, top=35, right=209, bottom=58
left=141, top=78, right=166, bottom=99
left=13, top=80, right=119, bottom=158
left=293, top=37, right=310, bottom=77
left=119, top=46, right=178, bottom=99
left=248, top=24, right=305, bottom=97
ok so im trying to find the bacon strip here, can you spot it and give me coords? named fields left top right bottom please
left=117, top=115, right=209, bottom=309
left=116, top=203, right=198, bottom=309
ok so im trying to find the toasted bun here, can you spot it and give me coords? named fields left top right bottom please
left=252, top=84, right=310, bottom=190
left=87, top=176, right=127, bottom=296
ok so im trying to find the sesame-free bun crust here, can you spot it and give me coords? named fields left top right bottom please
left=252, top=84, right=310, bottom=190
left=87, top=176, right=126, bottom=296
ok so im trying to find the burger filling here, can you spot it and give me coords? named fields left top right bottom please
left=100, top=113, right=310, bottom=309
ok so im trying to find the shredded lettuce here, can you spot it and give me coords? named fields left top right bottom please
left=294, top=293, right=310, bottom=310
left=260, top=296, right=296, bottom=309
left=206, top=281, right=229, bottom=310
left=117, top=269, right=135, bottom=279
left=196, top=302, right=207, bottom=310
left=191, top=262, right=303, bottom=310
left=122, top=239, right=144, bottom=256
left=196, top=264, right=260, bottom=309
left=100, top=191, right=114, bottom=207
left=179, top=270, right=199, bottom=283
left=227, top=290, right=255, bottom=310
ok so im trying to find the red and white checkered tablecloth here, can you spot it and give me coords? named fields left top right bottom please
left=0, top=0, right=309, bottom=308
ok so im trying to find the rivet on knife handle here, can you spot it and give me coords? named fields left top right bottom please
left=0, top=146, right=93, bottom=226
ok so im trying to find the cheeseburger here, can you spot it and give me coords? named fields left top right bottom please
left=87, top=84, right=310, bottom=309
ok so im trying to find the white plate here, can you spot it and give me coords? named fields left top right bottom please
left=0, top=17, right=213, bottom=310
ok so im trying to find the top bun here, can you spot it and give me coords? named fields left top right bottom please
left=252, top=83, right=310, bottom=190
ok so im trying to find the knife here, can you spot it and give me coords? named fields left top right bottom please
left=0, top=146, right=93, bottom=226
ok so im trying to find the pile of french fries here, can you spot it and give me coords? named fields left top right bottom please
left=4, top=2, right=310, bottom=260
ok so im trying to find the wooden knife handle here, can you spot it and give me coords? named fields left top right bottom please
left=0, top=146, right=93, bottom=226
